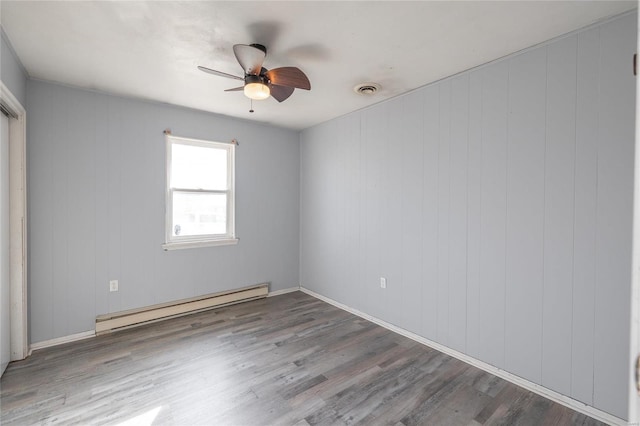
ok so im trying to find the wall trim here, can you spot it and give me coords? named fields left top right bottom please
left=300, top=287, right=628, bottom=426
left=268, top=286, right=300, bottom=297
left=30, top=330, right=95, bottom=351
left=628, top=7, right=640, bottom=423
left=0, top=80, right=28, bottom=362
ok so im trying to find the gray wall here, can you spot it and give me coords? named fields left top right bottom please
left=27, top=80, right=300, bottom=344
left=1, top=29, right=27, bottom=107
left=300, top=12, right=636, bottom=420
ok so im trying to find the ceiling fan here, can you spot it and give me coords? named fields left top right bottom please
left=198, top=44, right=311, bottom=103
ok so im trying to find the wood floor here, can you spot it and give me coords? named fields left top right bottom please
left=1, top=291, right=604, bottom=425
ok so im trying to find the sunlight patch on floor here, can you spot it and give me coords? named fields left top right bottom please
left=115, top=406, right=162, bottom=426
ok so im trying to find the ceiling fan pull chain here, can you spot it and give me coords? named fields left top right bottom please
left=249, top=99, right=254, bottom=113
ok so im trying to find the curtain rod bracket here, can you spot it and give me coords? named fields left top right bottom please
left=232, top=139, right=239, bottom=146
left=163, top=129, right=172, bottom=135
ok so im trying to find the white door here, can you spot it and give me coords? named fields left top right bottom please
left=1, top=112, right=10, bottom=375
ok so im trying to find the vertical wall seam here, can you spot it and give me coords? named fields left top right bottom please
left=436, top=86, right=441, bottom=340
left=357, top=114, right=362, bottom=315
left=448, top=82, right=453, bottom=344
left=478, top=70, right=484, bottom=359
left=118, top=102, right=123, bottom=313
left=384, top=107, right=390, bottom=319
left=46, top=86, right=53, bottom=340
left=465, top=76, right=471, bottom=351
left=541, top=45, right=549, bottom=383
left=399, top=101, right=405, bottom=328
left=360, top=112, right=366, bottom=314
left=420, top=92, right=425, bottom=337
left=93, top=94, right=97, bottom=323
left=570, top=34, right=579, bottom=398
left=504, top=58, right=511, bottom=367
left=106, top=100, right=111, bottom=313
left=465, top=73, right=470, bottom=352
left=64, top=90, right=70, bottom=336
left=591, top=26, right=602, bottom=407
left=448, top=82, right=452, bottom=345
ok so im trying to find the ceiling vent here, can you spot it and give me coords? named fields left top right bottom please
left=354, top=83, right=380, bottom=95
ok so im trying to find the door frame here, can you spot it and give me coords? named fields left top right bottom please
left=630, top=5, right=640, bottom=423
left=0, top=82, right=27, bottom=361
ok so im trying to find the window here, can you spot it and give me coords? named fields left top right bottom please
left=163, top=134, right=237, bottom=250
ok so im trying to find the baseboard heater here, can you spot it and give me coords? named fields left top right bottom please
left=95, top=283, right=269, bottom=334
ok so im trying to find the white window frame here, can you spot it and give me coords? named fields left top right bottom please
left=162, top=134, right=238, bottom=250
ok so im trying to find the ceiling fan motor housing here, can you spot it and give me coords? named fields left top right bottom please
left=245, top=74, right=266, bottom=85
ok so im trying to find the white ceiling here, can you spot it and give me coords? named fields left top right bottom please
left=1, top=1, right=636, bottom=130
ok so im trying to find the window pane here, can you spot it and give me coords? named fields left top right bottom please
left=171, top=143, right=227, bottom=190
left=172, top=192, right=227, bottom=237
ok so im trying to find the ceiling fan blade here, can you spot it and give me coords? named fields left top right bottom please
left=268, top=84, right=295, bottom=103
left=233, top=44, right=266, bottom=75
left=265, top=67, right=311, bottom=90
left=198, top=66, right=244, bottom=81
left=224, top=86, right=245, bottom=92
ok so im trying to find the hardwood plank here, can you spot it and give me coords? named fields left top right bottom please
left=1, top=292, right=605, bottom=425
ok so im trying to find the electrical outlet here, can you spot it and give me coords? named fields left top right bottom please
left=109, top=280, right=119, bottom=292
left=380, top=277, right=387, bottom=289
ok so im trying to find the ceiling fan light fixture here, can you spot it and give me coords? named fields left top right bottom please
left=244, top=80, right=270, bottom=100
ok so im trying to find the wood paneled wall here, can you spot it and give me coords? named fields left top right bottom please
left=300, top=13, right=636, bottom=420
left=27, top=82, right=300, bottom=345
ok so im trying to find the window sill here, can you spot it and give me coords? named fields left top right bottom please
left=162, top=238, right=239, bottom=251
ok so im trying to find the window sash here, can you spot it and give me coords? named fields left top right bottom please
left=168, top=189, right=231, bottom=242
left=170, top=143, right=228, bottom=191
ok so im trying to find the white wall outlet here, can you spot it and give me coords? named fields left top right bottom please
left=109, top=280, right=119, bottom=292
left=380, top=277, right=387, bottom=289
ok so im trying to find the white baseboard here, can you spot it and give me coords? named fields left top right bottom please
left=30, top=330, right=96, bottom=351
left=268, top=286, right=300, bottom=297
left=300, top=287, right=628, bottom=426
